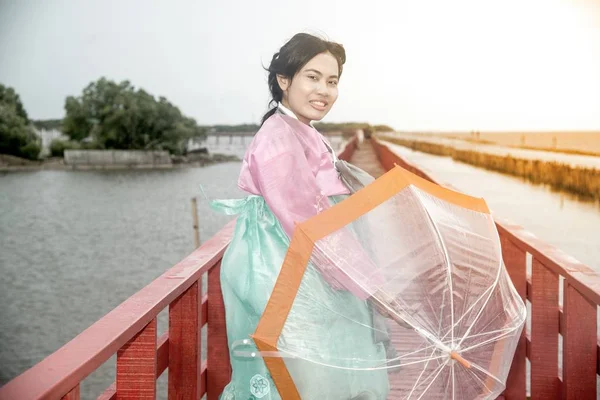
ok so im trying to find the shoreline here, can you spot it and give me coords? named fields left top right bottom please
left=0, top=153, right=241, bottom=172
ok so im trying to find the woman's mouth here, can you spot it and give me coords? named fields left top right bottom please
left=309, top=100, right=328, bottom=111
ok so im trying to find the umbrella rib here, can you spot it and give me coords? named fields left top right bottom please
left=455, top=279, right=527, bottom=342
left=437, top=283, right=495, bottom=343
left=436, top=287, right=446, bottom=338
left=406, top=344, right=443, bottom=399
left=468, top=360, right=504, bottom=388
left=381, top=353, right=448, bottom=368
left=415, top=358, right=450, bottom=400
left=456, top=259, right=503, bottom=349
left=458, top=325, right=522, bottom=353
left=451, top=360, right=455, bottom=400
left=414, top=189, right=456, bottom=347
left=416, top=272, right=444, bottom=331
left=459, top=308, right=509, bottom=341
left=257, top=348, right=448, bottom=370
left=387, top=343, right=438, bottom=360
left=390, top=290, right=440, bottom=333
left=292, top=284, right=386, bottom=334
left=455, top=220, right=508, bottom=350
left=456, top=255, right=476, bottom=340
left=456, top=305, right=525, bottom=351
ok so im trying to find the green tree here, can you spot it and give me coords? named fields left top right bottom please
left=211, top=124, right=259, bottom=133
left=62, top=78, right=205, bottom=154
left=373, top=124, right=395, bottom=132
left=32, top=119, right=62, bottom=131
left=0, top=84, right=29, bottom=122
left=0, top=83, right=41, bottom=160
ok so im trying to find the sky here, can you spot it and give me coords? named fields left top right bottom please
left=1, top=0, right=599, bottom=131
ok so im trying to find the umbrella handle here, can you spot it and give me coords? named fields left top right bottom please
left=450, top=351, right=471, bottom=369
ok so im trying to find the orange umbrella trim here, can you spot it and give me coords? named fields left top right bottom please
left=253, top=164, right=491, bottom=399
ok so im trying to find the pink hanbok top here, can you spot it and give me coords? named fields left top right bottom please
left=237, top=105, right=381, bottom=300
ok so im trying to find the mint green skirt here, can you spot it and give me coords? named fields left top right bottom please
left=212, top=195, right=390, bottom=400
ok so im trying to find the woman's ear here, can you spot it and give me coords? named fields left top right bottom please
left=276, top=74, right=290, bottom=92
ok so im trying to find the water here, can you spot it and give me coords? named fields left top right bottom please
left=0, top=162, right=245, bottom=397
left=383, top=141, right=600, bottom=271
left=382, top=133, right=600, bottom=170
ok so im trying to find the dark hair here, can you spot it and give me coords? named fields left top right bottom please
left=260, top=33, right=346, bottom=126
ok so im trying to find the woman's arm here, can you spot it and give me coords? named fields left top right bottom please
left=248, top=125, right=382, bottom=300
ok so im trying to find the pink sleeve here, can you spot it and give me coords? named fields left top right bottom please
left=248, top=127, right=380, bottom=300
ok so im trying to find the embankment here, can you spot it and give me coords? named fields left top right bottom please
left=381, top=136, right=600, bottom=201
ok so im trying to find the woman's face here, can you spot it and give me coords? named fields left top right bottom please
left=277, top=51, right=340, bottom=125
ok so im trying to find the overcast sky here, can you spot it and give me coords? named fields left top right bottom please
left=1, top=0, right=599, bottom=130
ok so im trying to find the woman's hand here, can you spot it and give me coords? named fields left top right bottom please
left=369, top=297, right=391, bottom=317
left=368, top=293, right=413, bottom=329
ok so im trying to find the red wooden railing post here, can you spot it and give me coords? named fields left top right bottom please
left=60, top=385, right=80, bottom=400
left=117, top=318, right=158, bottom=399
left=168, top=280, right=202, bottom=399
left=562, top=281, right=597, bottom=399
left=530, top=259, right=559, bottom=399
left=207, top=262, right=231, bottom=400
left=500, top=235, right=527, bottom=399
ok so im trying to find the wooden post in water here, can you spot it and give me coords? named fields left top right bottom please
left=191, top=197, right=201, bottom=248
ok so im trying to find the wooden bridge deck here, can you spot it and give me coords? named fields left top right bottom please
left=348, top=139, right=387, bottom=179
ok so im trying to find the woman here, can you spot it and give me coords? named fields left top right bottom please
left=213, top=33, right=391, bottom=400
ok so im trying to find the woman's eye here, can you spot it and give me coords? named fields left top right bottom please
left=308, top=75, right=317, bottom=80
left=329, top=81, right=338, bottom=86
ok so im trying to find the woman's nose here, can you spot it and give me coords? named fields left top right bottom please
left=316, top=80, right=328, bottom=95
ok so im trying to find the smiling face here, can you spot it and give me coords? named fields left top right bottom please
left=277, top=51, right=340, bottom=125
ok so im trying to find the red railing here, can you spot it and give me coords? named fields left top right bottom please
left=0, top=136, right=359, bottom=400
left=373, top=137, right=600, bottom=400
left=338, top=135, right=359, bottom=161
left=0, top=220, right=234, bottom=400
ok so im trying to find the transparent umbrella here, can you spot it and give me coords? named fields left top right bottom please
left=237, top=165, right=526, bottom=400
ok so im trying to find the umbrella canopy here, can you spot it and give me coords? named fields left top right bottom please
left=246, top=165, right=526, bottom=399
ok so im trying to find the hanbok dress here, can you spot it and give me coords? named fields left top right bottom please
left=213, top=106, right=391, bottom=400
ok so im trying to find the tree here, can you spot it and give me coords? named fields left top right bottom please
left=0, top=83, right=41, bottom=160
left=32, top=119, right=62, bottom=131
left=314, top=122, right=371, bottom=132
left=211, top=124, right=259, bottom=133
left=373, top=124, right=395, bottom=132
left=0, top=84, right=29, bottom=122
left=62, top=78, right=206, bottom=154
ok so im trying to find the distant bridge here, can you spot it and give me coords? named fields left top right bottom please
left=195, top=131, right=343, bottom=146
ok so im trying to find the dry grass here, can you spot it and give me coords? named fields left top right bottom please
left=382, top=136, right=600, bottom=201
left=439, top=131, right=600, bottom=157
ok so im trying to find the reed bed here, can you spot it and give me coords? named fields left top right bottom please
left=382, top=137, right=600, bottom=201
